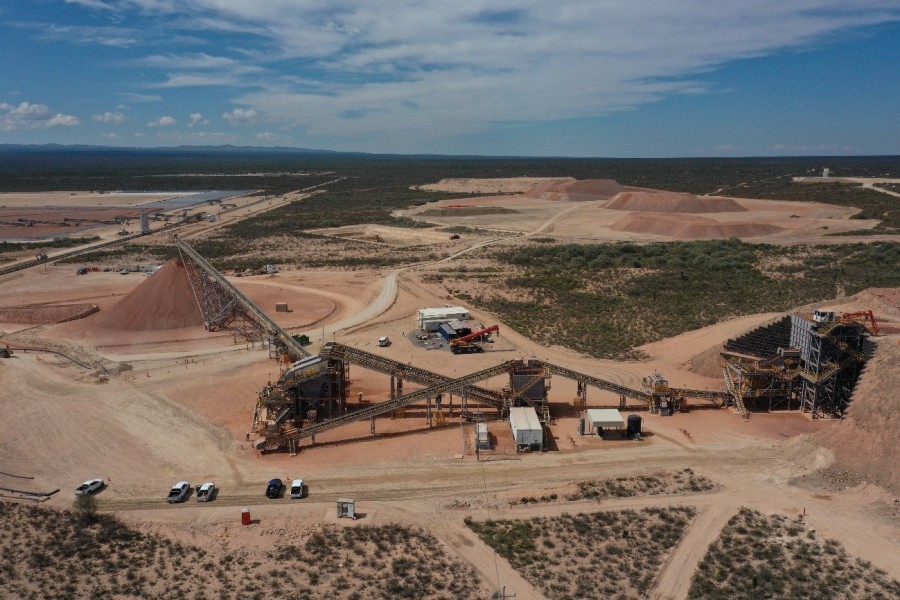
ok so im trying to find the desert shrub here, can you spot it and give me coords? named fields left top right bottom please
left=689, top=508, right=900, bottom=599
left=469, top=506, right=696, bottom=599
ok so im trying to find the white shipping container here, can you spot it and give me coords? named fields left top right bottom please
left=509, top=407, right=543, bottom=448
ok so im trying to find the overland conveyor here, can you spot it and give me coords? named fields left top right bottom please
left=529, top=360, right=652, bottom=403
left=175, top=237, right=310, bottom=359
left=271, top=360, right=517, bottom=448
left=669, top=387, right=729, bottom=405
left=321, top=342, right=504, bottom=408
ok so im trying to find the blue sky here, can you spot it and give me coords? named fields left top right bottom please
left=1, top=0, right=899, bottom=156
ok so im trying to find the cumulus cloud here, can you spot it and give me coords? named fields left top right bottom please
left=0, top=102, right=80, bottom=131
left=147, top=115, right=176, bottom=127
left=188, top=112, right=209, bottom=126
left=92, top=111, right=127, bottom=124
left=222, top=108, right=258, bottom=125
left=255, top=131, right=278, bottom=142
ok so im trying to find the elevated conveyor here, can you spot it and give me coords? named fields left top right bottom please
left=321, top=342, right=504, bottom=408
left=529, top=360, right=651, bottom=403
left=269, top=360, right=517, bottom=449
left=175, top=237, right=310, bottom=359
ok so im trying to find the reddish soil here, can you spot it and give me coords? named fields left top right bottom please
left=0, top=303, right=97, bottom=325
left=0, top=206, right=144, bottom=240
left=611, top=212, right=782, bottom=239
left=603, top=191, right=747, bottom=213
left=811, top=340, right=900, bottom=494
left=523, top=178, right=624, bottom=201
left=91, top=258, right=204, bottom=330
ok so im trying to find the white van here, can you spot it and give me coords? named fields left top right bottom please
left=378, top=336, right=390, bottom=347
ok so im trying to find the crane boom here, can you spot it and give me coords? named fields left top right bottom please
left=454, top=324, right=499, bottom=344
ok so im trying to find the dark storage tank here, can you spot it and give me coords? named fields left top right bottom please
left=627, top=414, right=642, bottom=436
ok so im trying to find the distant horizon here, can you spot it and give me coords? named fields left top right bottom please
left=1, top=142, right=899, bottom=161
left=2, top=2, right=899, bottom=156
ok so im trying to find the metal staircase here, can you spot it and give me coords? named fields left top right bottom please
left=721, top=363, right=749, bottom=420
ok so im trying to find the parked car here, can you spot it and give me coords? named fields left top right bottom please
left=167, top=481, right=190, bottom=503
left=265, top=478, right=283, bottom=499
left=378, top=336, right=390, bottom=347
left=289, top=479, right=305, bottom=499
left=75, top=478, right=104, bottom=496
left=196, top=482, right=215, bottom=502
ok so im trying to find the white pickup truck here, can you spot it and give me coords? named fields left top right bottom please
left=167, top=481, right=190, bottom=503
left=196, top=482, right=215, bottom=502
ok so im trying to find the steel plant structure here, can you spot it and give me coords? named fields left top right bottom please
left=721, top=310, right=876, bottom=419
left=172, top=238, right=734, bottom=453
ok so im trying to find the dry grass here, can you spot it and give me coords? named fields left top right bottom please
left=689, top=507, right=900, bottom=599
left=467, top=506, right=697, bottom=599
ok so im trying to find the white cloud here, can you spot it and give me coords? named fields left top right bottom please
left=92, top=111, right=127, bottom=124
left=1, top=102, right=80, bottom=131
left=42, top=1, right=900, bottom=144
left=19, top=22, right=137, bottom=47
left=133, top=52, right=238, bottom=70
left=222, top=107, right=258, bottom=125
left=65, top=0, right=114, bottom=10
left=147, top=115, right=176, bottom=127
left=256, top=131, right=278, bottom=142
left=148, top=73, right=241, bottom=88
left=47, top=114, right=80, bottom=127
left=188, top=112, right=209, bottom=126
left=120, top=92, right=162, bottom=103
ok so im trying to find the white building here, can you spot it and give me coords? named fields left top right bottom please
left=417, top=306, right=471, bottom=331
left=585, top=409, right=625, bottom=436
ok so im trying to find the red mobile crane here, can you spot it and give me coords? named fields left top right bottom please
left=841, top=310, right=879, bottom=335
left=450, top=325, right=499, bottom=354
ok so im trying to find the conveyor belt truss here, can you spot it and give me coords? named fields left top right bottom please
left=175, top=237, right=309, bottom=359
left=321, top=342, right=503, bottom=408
left=269, top=360, right=517, bottom=449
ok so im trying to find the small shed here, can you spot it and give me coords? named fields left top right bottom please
left=476, top=422, right=491, bottom=450
left=337, top=498, right=356, bottom=519
left=585, top=409, right=625, bottom=437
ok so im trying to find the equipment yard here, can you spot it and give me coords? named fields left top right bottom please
left=1, top=175, right=899, bottom=599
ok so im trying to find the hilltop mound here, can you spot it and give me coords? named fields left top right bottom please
left=811, top=340, right=900, bottom=493
left=603, top=191, right=746, bottom=213
left=523, top=179, right=623, bottom=201
left=92, top=258, right=204, bottom=330
left=610, top=212, right=781, bottom=239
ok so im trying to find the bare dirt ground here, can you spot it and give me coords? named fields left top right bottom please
left=1, top=177, right=898, bottom=599
left=416, top=177, right=571, bottom=194
left=395, top=179, right=884, bottom=243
